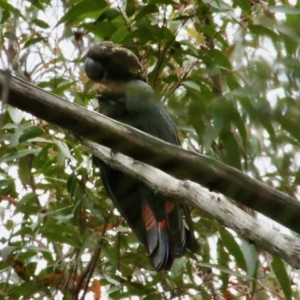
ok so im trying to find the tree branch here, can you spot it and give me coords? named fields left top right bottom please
left=1, top=71, right=300, bottom=234
left=81, top=138, right=300, bottom=268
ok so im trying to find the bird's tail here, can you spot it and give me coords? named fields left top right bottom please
left=142, top=201, right=187, bottom=271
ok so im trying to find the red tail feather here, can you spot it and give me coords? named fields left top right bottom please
left=142, top=200, right=187, bottom=271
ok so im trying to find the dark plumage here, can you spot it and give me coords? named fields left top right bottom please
left=84, top=42, right=198, bottom=271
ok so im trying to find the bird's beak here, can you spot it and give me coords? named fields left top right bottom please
left=80, top=48, right=89, bottom=60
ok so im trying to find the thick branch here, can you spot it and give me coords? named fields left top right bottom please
left=1, top=71, right=300, bottom=233
left=81, top=139, right=300, bottom=268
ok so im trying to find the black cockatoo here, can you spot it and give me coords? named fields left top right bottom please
left=84, top=42, right=198, bottom=271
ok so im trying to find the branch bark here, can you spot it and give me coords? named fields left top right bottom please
left=81, top=139, right=300, bottom=268
left=1, top=71, right=300, bottom=234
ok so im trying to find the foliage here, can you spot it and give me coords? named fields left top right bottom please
left=1, top=0, right=300, bottom=299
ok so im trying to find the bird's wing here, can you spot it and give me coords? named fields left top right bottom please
left=94, top=157, right=146, bottom=245
left=123, top=80, right=179, bottom=145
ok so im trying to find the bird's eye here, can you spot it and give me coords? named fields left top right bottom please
left=84, top=58, right=105, bottom=81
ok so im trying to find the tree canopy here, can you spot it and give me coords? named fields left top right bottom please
left=1, top=0, right=300, bottom=299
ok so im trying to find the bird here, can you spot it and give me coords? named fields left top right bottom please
left=84, top=42, right=198, bottom=271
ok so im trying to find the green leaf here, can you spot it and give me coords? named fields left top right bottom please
left=256, top=105, right=277, bottom=149
left=24, top=36, right=47, bottom=48
left=28, top=246, right=53, bottom=261
left=249, top=25, right=278, bottom=41
left=56, top=0, right=107, bottom=25
left=97, top=8, right=119, bottom=22
left=7, top=106, right=24, bottom=124
left=102, top=243, right=118, bottom=269
left=269, top=5, right=300, bottom=15
left=41, top=230, right=78, bottom=247
left=67, top=173, right=77, bottom=196
left=0, top=0, right=17, bottom=12
left=0, top=8, right=9, bottom=24
left=217, top=239, right=229, bottom=289
left=32, top=144, right=52, bottom=170
left=182, top=81, right=200, bottom=92
left=88, top=21, right=117, bottom=39
left=111, top=26, right=130, bottom=43
left=126, top=0, right=135, bottom=17
left=240, top=240, right=258, bottom=277
left=0, top=178, right=17, bottom=197
left=32, top=18, right=50, bottom=28
left=271, top=255, right=292, bottom=300
left=220, top=229, right=247, bottom=271
left=74, top=184, right=85, bottom=202
left=233, top=0, right=251, bottom=13
left=15, top=192, right=40, bottom=215
left=205, top=48, right=232, bottom=70
left=19, top=126, right=44, bottom=143
left=54, top=140, right=74, bottom=161
left=199, top=262, right=252, bottom=279
left=203, top=125, right=218, bottom=150
left=220, top=130, right=242, bottom=170
left=0, top=149, right=39, bottom=164
left=135, top=3, right=158, bottom=20
left=18, top=156, right=33, bottom=187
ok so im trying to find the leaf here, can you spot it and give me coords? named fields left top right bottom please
left=240, top=240, right=258, bottom=277
left=102, top=243, right=118, bottom=269
left=96, top=8, right=119, bottom=22
left=88, top=21, right=117, bottom=39
left=6, top=253, right=29, bottom=281
left=210, top=96, right=232, bottom=134
left=269, top=5, right=300, bottom=15
left=0, top=178, right=17, bottom=197
left=126, top=0, right=135, bottom=17
left=220, top=229, right=247, bottom=272
left=271, top=255, right=292, bottom=300
left=217, top=239, right=229, bottom=288
left=27, top=246, right=53, bottom=261
left=256, top=105, right=277, bottom=149
left=135, top=3, right=158, bottom=20
left=182, top=81, right=201, bottom=92
left=90, top=279, right=101, bottom=300
left=220, top=130, right=242, bottom=170
left=41, top=230, right=78, bottom=247
left=18, top=156, right=33, bottom=187
left=56, top=0, right=107, bottom=25
left=204, top=48, right=232, bottom=70
left=111, top=26, right=130, bottom=44
left=0, top=149, right=39, bottom=164
left=32, top=18, right=50, bottom=28
left=186, top=28, right=206, bottom=46
left=15, top=192, right=40, bottom=215
left=67, top=173, right=77, bottom=196
left=32, top=144, right=52, bottom=170
left=0, top=0, right=17, bottom=13
left=19, top=126, right=44, bottom=143
left=42, top=273, right=63, bottom=287
left=123, top=27, right=154, bottom=45
left=24, top=36, right=47, bottom=48
left=199, top=262, right=252, bottom=279
left=233, top=0, right=251, bottom=13
left=7, top=106, right=24, bottom=124
left=54, top=140, right=74, bottom=161
left=203, top=125, right=218, bottom=150
left=249, top=25, right=278, bottom=41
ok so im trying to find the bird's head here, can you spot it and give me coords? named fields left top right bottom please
left=84, top=42, right=146, bottom=84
